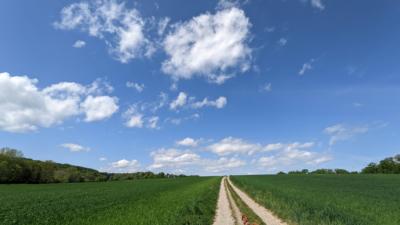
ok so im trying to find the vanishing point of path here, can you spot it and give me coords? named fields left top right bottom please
left=213, top=177, right=288, bottom=225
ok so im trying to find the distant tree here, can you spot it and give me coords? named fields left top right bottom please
left=0, top=147, right=23, bottom=157
left=334, top=169, right=350, bottom=174
left=311, top=169, right=335, bottom=174
left=277, top=171, right=286, bottom=175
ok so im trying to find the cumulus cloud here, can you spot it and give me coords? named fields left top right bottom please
left=123, top=105, right=160, bottom=129
left=126, top=81, right=145, bottom=92
left=54, top=0, right=153, bottom=63
left=207, top=137, right=264, bottom=156
left=162, top=7, right=252, bottom=83
left=191, top=96, right=227, bottom=109
left=123, top=106, right=144, bottom=128
left=111, top=159, right=141, bottom=172
left=81, top=96, right=119, bottom=122
left=0, top=72, right=118, bottom=132
left=73, top=40, right=86, bottom=48
left=204, top=157, right=246, bottom=173
left=176, top=137, right=199, bottom=147
left=258, top=142, right=331, bottom=168
left=324, top=124, right=369, bottom=146
left=169, top=92, right=187, bottom=110
left=149, top=148, right=201, bottom=170
left=60, top=143, right=90, bottom=152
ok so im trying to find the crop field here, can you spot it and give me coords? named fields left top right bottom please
left=0, top=177, right=220, bottom=225
left=231, top=175, right=400, bottom=225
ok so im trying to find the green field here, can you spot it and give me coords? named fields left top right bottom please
left=231, top=174, right=400, bottom=225
left=0, top=177, right=220, bottom=225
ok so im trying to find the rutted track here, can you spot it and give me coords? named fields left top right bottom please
left=213, top=177, right=287, bottom=225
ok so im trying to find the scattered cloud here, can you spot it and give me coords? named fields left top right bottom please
left=191, top=96, right=227, bottom=109
left=0, top=72, right=118, bottom=133
left=123, top=105, right=160, bottom=129
left=277, top=38, right=287, bottom=46
left=298, top=59, right=315, bottom=75
left=73, top=40, right=86, bottom=48
left=310, top=0, right=325, bottom=10
left=81, top=96, right=119, bottom=122
left=261, top=83, right=272, bottom=92
left=126, top=81, right=145, bottom=93
left=157, top=17, right=170, bottom=36
left=123, top=106, right=144, bottom=128
left=111, top=159, right=141, bottom=172
left=324, top=124, right=369, bottom=146
left=204, top=157, right=246, bottom=173
left=166, top=113, right=200, bottom=125
left=54, top=0, right=153, bottom=63
left=176, top=137, right=199, bottom=147
left=147, top=116, right=159, bottom=129
left=60, top=143, right=90, bottom=152
left=258, top=142, right=331, bottom=169
left=99, top=157, right=107, bottom=161
left=149, top=148, right=201, bottom=170
left=207, top=137, right=264, bottom=156
left=264, top=26, right=275, bottom=32
left=162, top=7, right=252, bottom=84
left=169, top=92, right=187, bottom=110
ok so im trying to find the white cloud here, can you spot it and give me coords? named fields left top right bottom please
left=124, top=106, right=144, bottom=128
left=99, top=157, right=107, bottom=161
left=207, top=137, right=263, bottom=156
left=126, top=81, right=145, bottom=92
left=0, top=72, right=118, bottom=133
left=277, top=38, right=287, bottom=46
left=262, top=83, right=272, bottom=92
left=162, top=7, right=252, bottom=83
left=176, top=137, right=199, bottom=147
left=310, top=0, right=325, bottom=10
left=324, top=124, right=369, bottom=146
left=123, top=105, right=160, bottom=129
left=258, top=142, right=331, bottom=168
left=298, top=58, right=315, bottom=75
left=217, top=0, right=240, bottom=9
left=73, top=40, right=86, bottom=48
left=166, top=113, right=200, bottom=125
left=191, top=96, right=227, bottom=109
left=60, top=143, right=90, bottom=152
left=147, top=116, right=159, bottom=129
left=204, top=157, right=246, bottom=173
left=149, top=148, right=201, bottom=170
left=111, top=159, right=141, bottom=172
left=169, top=92, right=187, bottom=110
left=157, top=17, right=170, bottom=36
left=81, top=96, right=119, bottom=122
left=55, top=0, right=152, bottom=63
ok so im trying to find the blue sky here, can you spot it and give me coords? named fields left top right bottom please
left=1, top=0, right=400, bottom=175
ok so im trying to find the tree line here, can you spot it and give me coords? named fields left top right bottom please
left=278, top=154, right=400, bottom=175
left=0, top=148, right=186, bottom=184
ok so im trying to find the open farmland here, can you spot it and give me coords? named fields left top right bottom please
left=231, top=175, right=400, bottom=225
left=0, top=177, right=220, bottom=225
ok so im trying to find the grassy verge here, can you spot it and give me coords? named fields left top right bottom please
left=0, top=177, right=220, bottom=225
left=225, top=179, right=265, bottom=225
left=231, top=174, right=400, bottom=225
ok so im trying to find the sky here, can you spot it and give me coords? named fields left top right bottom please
left=1, top=0, right=400, bottom=175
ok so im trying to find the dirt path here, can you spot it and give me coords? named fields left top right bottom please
left=212, top=177, right=235, bottom=225
left=227, top=177, right=288, bottom=225
left=224, top=178, right=242, bottom=225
